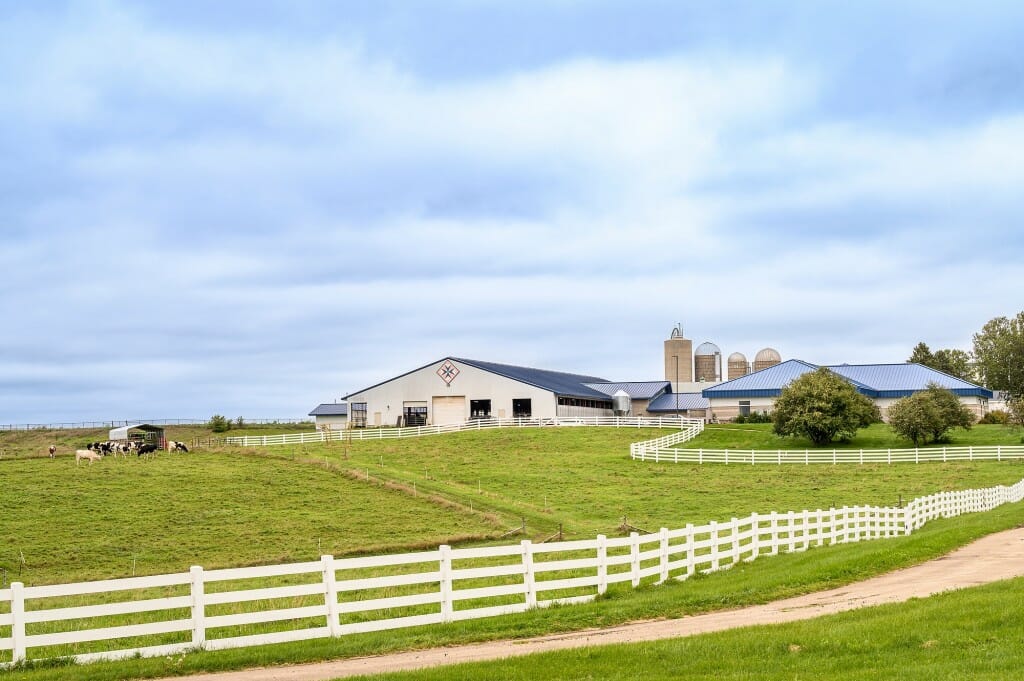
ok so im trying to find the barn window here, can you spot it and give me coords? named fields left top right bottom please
left=513, top=399, right=532, bottom=418
left=739, top=401, right=751, bottom=417
left=470, top=399, right=492, bottom=418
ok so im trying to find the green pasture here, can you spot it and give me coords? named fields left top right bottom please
left=2, top=422, right=1023, bottom=680
left=310, top=424, right=1024, bottom=538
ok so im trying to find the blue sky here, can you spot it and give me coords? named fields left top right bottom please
left=2, top=1, right=1023, bottom=422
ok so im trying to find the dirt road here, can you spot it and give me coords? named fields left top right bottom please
left=157, top=527, right=1024, bottom=681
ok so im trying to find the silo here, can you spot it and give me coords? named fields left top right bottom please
left=612, top=390, right=631, bottom=416
left=753, top=347, right=782, bottom=372
left=727, top=352, right=749, bottom=380
left=664, top=324, right=693, bottom=384
left=694, top=342, right=722, bottom=382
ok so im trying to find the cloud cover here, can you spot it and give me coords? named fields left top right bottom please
left=1, top=1, right=1022, bottom=421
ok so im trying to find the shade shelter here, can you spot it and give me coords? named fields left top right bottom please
left=109, top=423, right=166, bottom=448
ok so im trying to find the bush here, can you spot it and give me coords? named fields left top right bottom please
left=978, top=410, right=1010, bottom=425
left=209, top=414, right=232, bottom=433
left=888, top=384, right=974, bottom=446
left=734, top=411, right=771, bottom=424
left=772, top=368, right=880, bottom=446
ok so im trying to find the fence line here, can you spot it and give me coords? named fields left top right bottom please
left=3, top=477, right=1021, bottom=667
left=222, top=416, right=705, bottom=448
left=630, top=443, right=1024, bottom=465
left=0, top=419, right=309, bottom=432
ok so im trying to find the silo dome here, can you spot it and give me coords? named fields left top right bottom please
left=695, top=342, right=721, bottom=356
left=753, top=347, right=782, bottom=372
left=728, top=352, right=746, bottom=362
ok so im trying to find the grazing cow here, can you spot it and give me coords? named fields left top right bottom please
left=48, top=445, right=57, bottom=459
left=76, top=449, right=102, bottom=465
left=168, top=441, right=189, bottom=453
left=137, top=443, right=158, bottom=457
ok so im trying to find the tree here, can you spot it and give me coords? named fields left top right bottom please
left=772, top=368, right=880, bottom=446
left=888, top=384, right=975, bottom=445
left=973, top=312, right=1024, bottom=400
left=209, top=414, right=232, bottom=433
left=907, top=342, right=974, bottom=381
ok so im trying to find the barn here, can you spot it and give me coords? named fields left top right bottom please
left=702, top=360, right=993, bottom=421
left=308, top=403, right=349, bottom=430
left=108, top=423, right=166, bottom=448
left=342, top=357, right=655, bottom=427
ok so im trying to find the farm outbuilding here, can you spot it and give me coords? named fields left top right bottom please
left=702, top=360, right=993, bottom=421
left=109, top=423, right=165, bottom=448
left=308, top=403, right=349, bottom=430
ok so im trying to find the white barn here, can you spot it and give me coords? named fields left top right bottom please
left=343, top=357, right=633, bottom=427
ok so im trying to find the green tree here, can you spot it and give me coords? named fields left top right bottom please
left=907, top=343, right=974, bottom=381
left=209, top=414, right=232, bottom=433
left=973, top=312, right=1024, bottom=400
left=772, top=368, right=880, bottom=446
left=888, top=384, right=975, bottom=445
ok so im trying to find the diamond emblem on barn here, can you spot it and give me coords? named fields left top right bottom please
left=437, top=361, right=460, bottom=386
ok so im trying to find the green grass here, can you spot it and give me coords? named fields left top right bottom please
left=692, top=422, right=1023, bottom=450
left=0, top=450, right=502, bottom=585
left=3, top=505, right=1021, bottom=681
left=358, top=574, right=1024, bottom=680
left=2, top=423, right=1023, bottom=679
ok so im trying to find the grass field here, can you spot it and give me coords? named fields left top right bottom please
left=2, top=422, right=1023, bottom=680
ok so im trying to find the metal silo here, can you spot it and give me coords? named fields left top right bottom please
left=612, top=390, right=632, bottom=416
left=694, top=342, right=722, bottom=382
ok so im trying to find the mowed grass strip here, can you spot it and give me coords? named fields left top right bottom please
left=0, top=451, right=502, bottom=585
left=358, top=575, right=1024, bottom=681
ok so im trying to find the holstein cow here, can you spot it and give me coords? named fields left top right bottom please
left=48, top=445, right=57, bottom=459
left=168, top=441, right=189, bottom=453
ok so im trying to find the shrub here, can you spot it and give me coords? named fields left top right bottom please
left=978, top=409, right=1010, bottom=425
left=209, top=414, right=232, bottom=433
left=772, top=368, right=880, bottom=446
left=888, top=384, right=974, bottom=446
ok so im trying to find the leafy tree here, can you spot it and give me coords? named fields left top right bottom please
left=209, top=414, right=232, bottom=433
left=907, top=342, right=974, bottom=381
left=888, top=384, right=974, bottom=446
left=772, top=368, right=880, bottom=446
left=972, top=312, right=1024, bottom=398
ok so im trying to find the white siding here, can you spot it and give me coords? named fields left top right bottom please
left=346, top=360, right=559, bottom=426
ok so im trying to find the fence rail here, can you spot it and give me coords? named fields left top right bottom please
left=0, top=419, right=309, bottom=432
left=223, top=416, right=704, bottom=447
left=631, top=444, right=1024, bottom=465
left=3, top=477, right=1021, bottom=667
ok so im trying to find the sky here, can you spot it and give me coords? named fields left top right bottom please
left=2, top=1, right=1023, bottom=423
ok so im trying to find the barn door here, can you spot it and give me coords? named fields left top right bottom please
left=431, top=396, right=466, bottom=425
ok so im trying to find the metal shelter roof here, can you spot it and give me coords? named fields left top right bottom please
left=647, top=393, right=711, bottom=411
left=308, top=403, right=349, bottom=416
left=109, top=423, right=165, bottom=440
left=583, top=381, right=672, bottom=399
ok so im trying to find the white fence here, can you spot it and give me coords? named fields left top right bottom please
left=631, top=443, right=1024, bottom=465
left=3, top=477, right=1022, bottom=667
left=224, top=416, right=704, bottom=448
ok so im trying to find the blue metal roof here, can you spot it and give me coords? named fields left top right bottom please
left=702, top=359, right=819, bottom=398
left=826, top=364, right=992, bottom=398
left=309, top=403, right=348, bottom=416
left=647, top=392, right=710, bottom=411
left=453, top=358, right=612, bottom=399
left=702, top=360, right=992, bottom=400
left=584, top=381, right=671, bottom=399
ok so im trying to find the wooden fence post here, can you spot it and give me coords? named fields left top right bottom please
left=11, top=581, right=25, bottom=664
left=709, top=521, right=720, bottom=570
left=750, top=512, right=760, bottom=560
left=684, top=524, right=696, bottom=579
left=321, top=555, right=341, bottom=636
left=596, top=535, right=608, bottom=595
left=190, top=566, right=206, bottom=648
left=522, top=540, right=536, bottom=608
left=769, top=512, right=779, bottom=555
left=439, top=545, right=454, bottom=621
left=730, top=519, right=740, bottom=565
